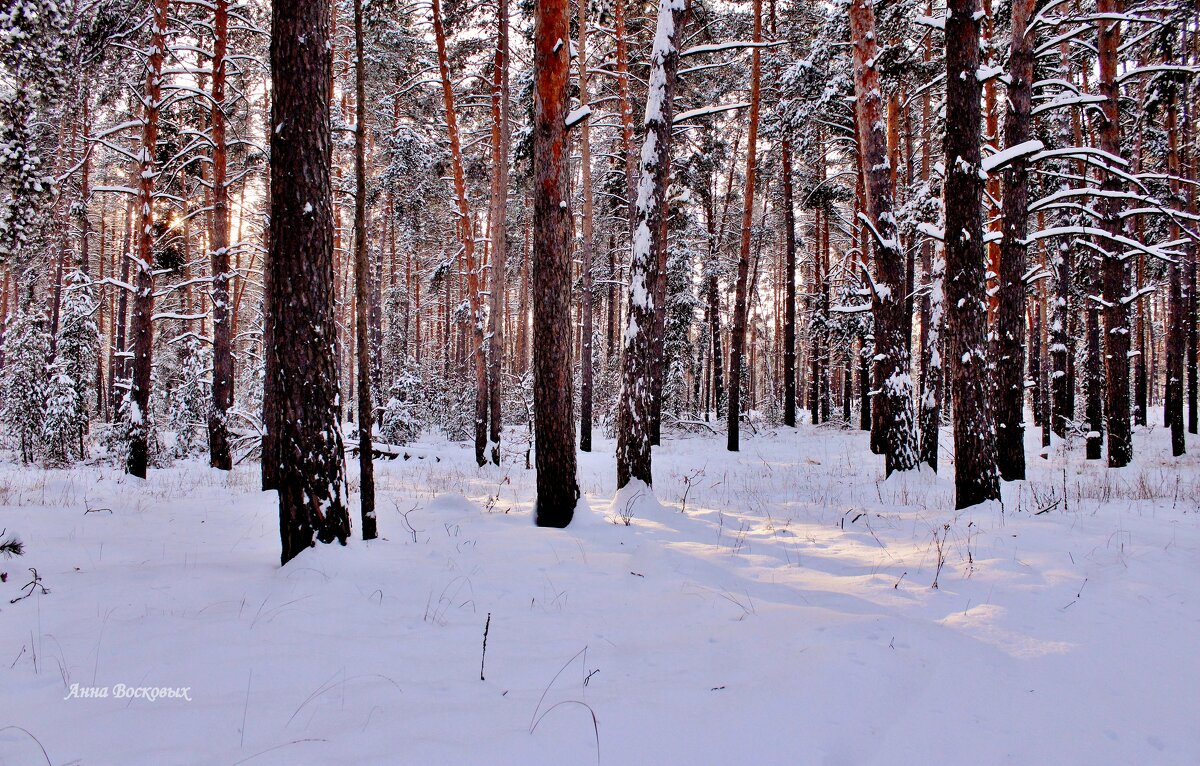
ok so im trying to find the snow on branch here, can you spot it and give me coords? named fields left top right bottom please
left=566, top=105, right=593, bottom=128
left=679, top=40, right=784, bottom=57
left=856, top=212, right=899, bottom=252
left=1117, top=65, right=1199, bottom=83
left=1026, top=226, right=1179, bottom=262
left=916, top=222, right=945, bottom=241
left=981, top=140, right=1044, bottom=173
left=672, top=102, right=751, bottom=123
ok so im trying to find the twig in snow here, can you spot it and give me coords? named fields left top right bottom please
left=678, top=468, right=705, bottom=514
left=480, top=613, right=491, bottom=681
left=529, top=646, right=587, bottom=732
left=10, top=568, right=48, bottom=604
left=240, top=669, right=253, bottom=748
left=529, top=700, right=600, bottom=766
left=0, top=726, right=52, bottom=766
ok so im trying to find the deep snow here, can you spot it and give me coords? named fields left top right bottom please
left=1, top=421, right=1197, bottom=765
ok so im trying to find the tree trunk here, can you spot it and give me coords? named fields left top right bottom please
left=781, top=139, right=797, bottom=427
left=918, top=11, right=940, bottom=471
left=208, top=0, right=234, bottom=471
left=111, top=198, right=131, bottom=415
left=269, top=0, right=351, bottom=564
left=727, top=0, right=760, bottom=452
left=532, top=0, right=580, bottom=523
left=614, top=0, right=638, bottom=239
left=126, top=0, right=169, bottom=479
left=353, top=0, right=377, bottom=540
left=1187, top=25, right=1198, bottom=436
left=943, top=0, right=1001, bottom=507
left=849, top=0, right=918, bottom=473
left=994, top=0, right=1035, bottom=480
left=1165, top=63, right=1186, bottom=455
left=617, top=0, right=687, bottom=485
left=432, top=0, right=488, bottom=466
left=578, top=0, right=594, bottom=453
left=487, top=0, right=510, bottom=465
left=1097, top=0, right=1131, bottom=467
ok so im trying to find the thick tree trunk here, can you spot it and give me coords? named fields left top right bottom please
left=849, top=0, right=918, bottom=473
left=208, top=0, right=233, bottom=471
left=353, top=0, right=377, bottom=540
left=532, top=0, right=580, bottom=523
left=126, top=0, right=169, bottom=479
left=994, top=0, right=1035, bottom=480
left=1097, top=0, right=1132, bottom=467
left=269, top=0, right=351, bottom=565
left=918, top=14, right=940, bottom=471
left=727, top=0, right=760, bottom=452
left=487, top=0, right=510, bottom=465
left=943, top=0, right=1001, bottom=507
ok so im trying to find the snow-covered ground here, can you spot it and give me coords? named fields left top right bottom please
left=1, top=422, right=1197, bottom=765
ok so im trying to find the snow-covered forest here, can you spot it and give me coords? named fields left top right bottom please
left=1, top=0, right=1198, bottom=760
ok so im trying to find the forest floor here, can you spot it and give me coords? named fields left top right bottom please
left=0, top=420, right=1197, bottom=765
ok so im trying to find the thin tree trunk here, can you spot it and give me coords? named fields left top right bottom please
left=208, top=0, right=234, bottom=471
left=1165, top=58, right=1186, bottom=455
left=944, top=0, right=1001, bottom=507
left=1187, top=23, right=1198, bottom=436
left=727, top=0, right=761, bottom=452
left=432, top=0, right=488, bottom=466
left=994, top=0, right=1035, bottom=480
left=614, top=0, right=637, bottom=239
left=353, top=0, right=377, bottom=540
left=781, top=139, right=797, bottom=427
left=918, top=9, right=940, bottom=470
left=578, top=0, right=594, bottom=453
left=127, top=0, right=169, bottom=479
left=487, top=0, right=510, bottom=465
left=1097, top=0, right=1131, bottom=467
left=111, top=197, right=131, bottom=416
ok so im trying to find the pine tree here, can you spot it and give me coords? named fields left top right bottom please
left=993, top=0, right=1037, bottom=480
left=42, top=364, right=82, bottom=467
left=617, top=0, right=687, bottom=487
left=167, top=337, right=210, bottom=459
left=848, top=0, right=918, bottom=474
left=268, top=0, right=351, bottom=564
left=727, top=0, right=762, bottom=453
left=531, top=0, right=580, bottom=523
left=50, top=269, right=98, bottom=459
left=0, top=0, right=68, bottom=261
left=1, top=301, right=50, bottom=464
left=943, top=0, right=1000, bottom=508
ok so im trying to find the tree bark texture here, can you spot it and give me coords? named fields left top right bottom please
left=269, top=0, right=351, bottom=564
left=532, top=0, right=580, bottom=523
left=943, top=0, right=1001, bottom=507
